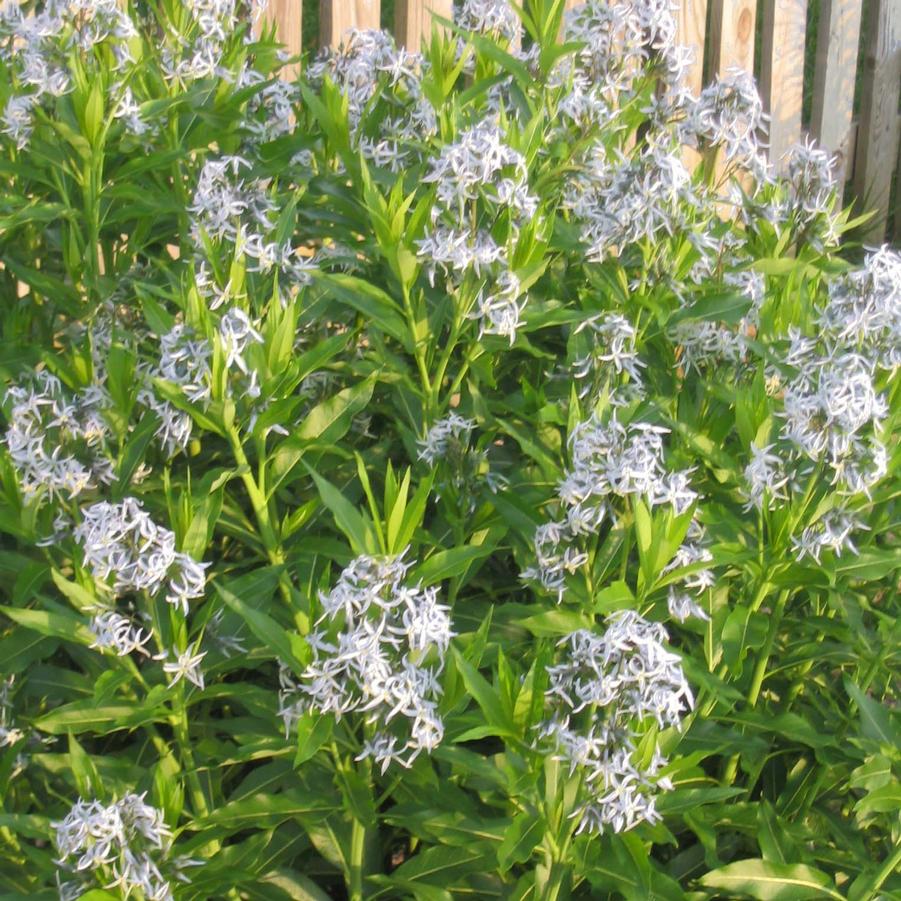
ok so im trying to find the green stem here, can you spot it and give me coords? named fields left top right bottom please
left=227, top=427, right=300, bottom=616
left=747, top=589, right=791, bottom=708
left=166, top=103, right=191, bottom=257
left=172, top=693, right=223, bottom=865
left=540, top=862, right=570, bottom=901
left=229, top=428, right=281, bottom=560
left=781, top=656, right=817, bottom=710
left=82, top=155, right=103, bottom=305
left=862, top=839, right=901, bottom=898
left=722, top=588, right=791, bottom=785
left=174, top=711, right=208, bottom=820
left=429, top=318, right=462, bottom=413
left=537, top=756, right=574, bottom=901
left=349, top=816, right=367, bottom=901
left=748, top=579, right=774, bottom=615
left=775, top=461, right=824, bottom=549
left=780, top=595, right=833, bottom=711
left=443, top=341, right=480, bottom=410
left=618, top=517, right=633, bottom=585
left=858, top=656, right=884, bottom=695
left=401, top=284, right=432, bottom=400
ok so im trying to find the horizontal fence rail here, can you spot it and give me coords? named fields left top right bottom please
left=265, top=0, right=901, bottom=242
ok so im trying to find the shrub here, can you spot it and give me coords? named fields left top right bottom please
left=0, top=0, right=898, bottom=899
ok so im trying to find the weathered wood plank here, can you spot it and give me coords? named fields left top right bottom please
left=395, top=0, right=453, bottom=51
left=676, top=0, right=709, bottom=97
left=760, top=0, right=807, bottom=171
left=810, top=0, right=863, bottom=184
left=853, top=0, right=901, bottom=241
left=707, top=0, right=755, bottom=193
left=894, top=124, right=901, bottom=244
left=262, top=0, right=302, bottom=76
left=320, top=0, right=381, bottom=47
left=674, top=0, right=708, bottom=173
left=708, top=0, right=756, bottom=77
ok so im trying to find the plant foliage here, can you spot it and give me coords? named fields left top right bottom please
left=0, top=0, right=898, bottom=899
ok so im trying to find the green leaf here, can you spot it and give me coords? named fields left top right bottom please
left=305, top=466, right=380, bottom=555
left=849, top=755, right=894, bottom=793
left=12, top=560, right=49, bottom=605
left=0, top=604, right=93, bottom=646
left=413, top=544, right=496, bottom=586
left=50, top=569, right=98, bottom=611
left=216, top=578, right=306, bottom=673
left=0, top=631, right=56, bottom=674
left=844, top=678, right=899, bottom=747
left=593, top=580, right=636, bottom=614
left=656, top=786, right=744, bottom=815
left=756, top=801, right=797, bottom=865
left=82, top=82, right=105, bottom=146
left=291, top=333, right=348, bottom=384
left=393, top=471, right=433, bottom=551
left=854, top=780, right=901, bottom=816
left=727, top=711, right=836, bottom=749
left=137, top=290, right=174, bottom=335
left=634, top=499, right=653, bottom=567
left=752, top=258, right=816, bottom=277
left=721, top=605, right=768, bottom=678
left=317, top=273, right=411, bottom=350
left=3, top=258, right=80, bottom=309
left=335, top=764, right=376, bottom=827
left=669, top=289, right=750, bottom=325
left=497, top=812, right=544, bottom=874
left=34, top=701, right=164, bottom=735
left=377, top=845, right=494, bottom=889
left=197, top=791, right=333, bottom=831
left=294, top=712, right=334, bottom=766
left=607, top=832, right=651, bottom=898
left=296, top=379, right=375, bottom=444
left=113, top=412, right=160, bottom=498
left=258, top=870, right=334, bottom=901
left=386, top=468, right=411, bottom=553
left=516, top=608, right=593, bottom=637
left=470, top=34, right=533, bottom=88
left=354, top=451, right=386, bottom=553
left=450, top=648, right=515, bottom=738
left=830, top=549, right=900, bottom=582
left=383, top=805, right=507, bottom=849
left=153, top=378, right=226, bottom=437
left=68, top=732, right=100, bottom=796
left=699, top=859, right=842, bottom=900
left=152, top=752, right=183, bottom=827
left=0, top=813, right=52, bottom=840
left=182, top=469, right=231, bottom=560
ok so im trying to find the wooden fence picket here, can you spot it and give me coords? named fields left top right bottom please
left=320, top=0, right=381, bottom=47
left=261, top=0, right=900, bottom=242
left=810, top=0, right=863, bottom=185
left=707, top=0, right=756, bottom=76
left=760, top=0, right=807, bottom=171
left=853, top=0, right=901, bottom=242
left=895, top=136, right=901, bottom=243
left=675, top=0, right=708, bottom=173
left=395, top=0, right=453, bottom=51
left=675, top=0, right=708, bottom=97
left=264, top=0, right=302, bottom=72
left=707, top=0, right=755, bottom=191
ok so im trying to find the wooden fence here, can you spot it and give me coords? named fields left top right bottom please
left=265, top=0, right=901, bottom=243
